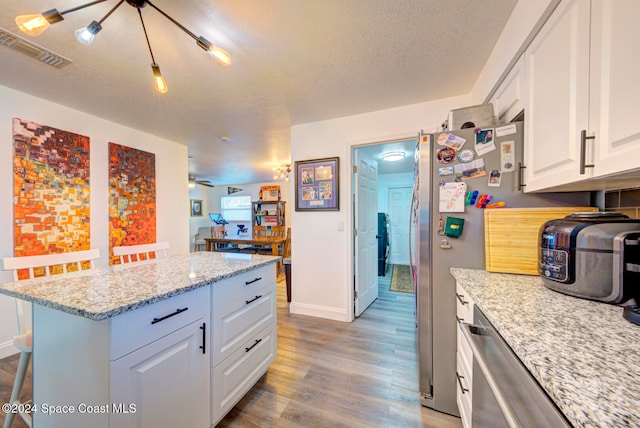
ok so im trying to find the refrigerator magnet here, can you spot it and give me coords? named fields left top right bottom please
left=475, top=128, right=496, bottom=156
left=500, top=141, right=515, bottom=172
left=457, top=149, right=474, bottom=163
left=444, top=217, right=465, bottom=238
left=488, top=170, right=502, bottom=187
left=438, top=166, right=454, bottom=176
left=436, top=147, right=456, bottom=164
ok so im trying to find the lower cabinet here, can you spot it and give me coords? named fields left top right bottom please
left=210, top=264, right=277, bottom=426
left=455, top=282, right=475, bottom=428
left=110, top=320, right=210, bottom=428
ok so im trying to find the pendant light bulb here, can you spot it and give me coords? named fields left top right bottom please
left=209, top=45, right=231, bottom=66
left=75, top=21, right=102, bottom=45
left=15, top=9, right=63, bottom=37
left=151, top=64, right=168, bottom=94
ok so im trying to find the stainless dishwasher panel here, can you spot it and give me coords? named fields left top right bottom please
left=460, top=307, right=572, bottom=428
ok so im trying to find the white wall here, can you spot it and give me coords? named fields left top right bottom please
left=0, top=84, right=189, bottom=358
left=289, top=95, right=469, bottom=321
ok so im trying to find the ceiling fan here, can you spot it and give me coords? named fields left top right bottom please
left=188, top=174, right=214, bottom=188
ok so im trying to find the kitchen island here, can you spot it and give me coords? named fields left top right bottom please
left=0, top=251, right=280, bottom=427
left=451, top=268, right=640, bottom=428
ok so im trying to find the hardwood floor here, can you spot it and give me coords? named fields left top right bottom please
left=0, top=267, right=462, bottom=428
left=218, top=268, right=462, bottom=428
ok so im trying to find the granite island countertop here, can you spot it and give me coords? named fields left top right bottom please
left=451, top=268, right=640, bottom=428
left=0, top=252, right=280, bottom=321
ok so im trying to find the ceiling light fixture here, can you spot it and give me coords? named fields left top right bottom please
left=15, top=0, right=231, bottom=94
left=273, top=165, right=291, bottom=181
left=381, top=152, right=405, bottom=162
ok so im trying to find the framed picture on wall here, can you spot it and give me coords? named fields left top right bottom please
left=295, top=157, right=339, bottom=211
left=190, top=199, right=203, bottom=216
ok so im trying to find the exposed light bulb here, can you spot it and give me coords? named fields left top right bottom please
left=74, top=21, right=102, bottom=45
left=208, top=45, right=231, bottom=66
left=151, top=64, right=168, bottom=94
left=15, top=9, right=63, bottom=37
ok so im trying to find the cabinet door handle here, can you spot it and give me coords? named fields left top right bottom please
left=456, top=371, right=469, bottom=394
left=455, top=293, right=468, bottom=305
left=245, top=338, right=262, bottom=353
left=246, top=294, right=263, bottom=305
left=151, top=307, right=189, bottom=325
left=518, top=162, right=526, bottom=191
left=580, top=130, right=595, bottom=174
left=456, top=315, right=464, bottom=323
left=199, top=322, right=206, bottom=355
left=245, top=277, right=262, bottom=285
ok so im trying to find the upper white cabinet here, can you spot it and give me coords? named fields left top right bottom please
left=588, top=0, right=640, bottom=178
left=524, top=0, right=591, bottom=191
left=524, top=0, right=640, bottom=192
left=489, top=54, right=526, bottom=124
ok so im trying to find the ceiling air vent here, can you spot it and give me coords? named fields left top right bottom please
left=0, top=27, right=72, bottom=69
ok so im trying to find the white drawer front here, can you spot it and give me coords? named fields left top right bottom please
left=455, top=283, right=474, bottom=325
left=110, top=286, right=209, bottom=360
left=212, top=264, right=275, bottom=311
left=211, top=282, right=276, bottom=365
left=211, top=323, right=276, bottom=425
left=456, top=351, right=472, bottom=428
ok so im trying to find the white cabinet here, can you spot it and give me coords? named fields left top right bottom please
left=32, top=286, right=211, bottom=428
left=110, top=320, right=209, bottom=428
left=455, top=282, right=475, bottom=428
left=524, top=0, right=640, bottom=192
left=489, top=54, right=526, bottom=124
left=588, top=0, right=640, bottom=178
left=210, top=264, right=277, bottom=425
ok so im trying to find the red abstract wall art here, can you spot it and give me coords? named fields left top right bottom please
left=108, top=143, right=156, bottom=264
left=12, top=118, right=91, bottom=262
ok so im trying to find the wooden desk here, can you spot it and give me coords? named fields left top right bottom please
left=205, top=236, right=285, bottom=256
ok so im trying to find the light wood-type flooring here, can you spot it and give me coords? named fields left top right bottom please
left=0, top=267, right=462, bottom=428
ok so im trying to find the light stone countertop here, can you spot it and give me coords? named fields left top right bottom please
left=0, top=252, right=280, bottom=321
left=450, top=268, right=640, bottom=428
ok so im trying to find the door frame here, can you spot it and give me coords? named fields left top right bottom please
left=348, top=133, right=417, bottom=320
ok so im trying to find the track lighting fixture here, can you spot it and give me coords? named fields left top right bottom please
left=15, top=0, right=231, bottom=94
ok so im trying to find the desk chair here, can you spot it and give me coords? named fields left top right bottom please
left=112, top=242, right=169, bottom=264
left=193, top=227, right=212, bottom=251
left=0, top=249, right=100, bottom=428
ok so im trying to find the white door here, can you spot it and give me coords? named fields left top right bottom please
left=388, top=186, right=412, bottom=265
left=354, top=150, right=378, bottom=317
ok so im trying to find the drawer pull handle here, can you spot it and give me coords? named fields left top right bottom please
left=456, top=315, right=463, bottom=323
left=199, top=322, right=206, bottom=355
left=456, top=371, right=469, bottom=394
left=246, top=295, right=263, bottom=305
left=245, top=277, right=262, bottom=285
left=245, top=338, right=262, bottom=353
left=151, top=307, right=189, bottom=325
left=455, top=293, right=468, bottom=305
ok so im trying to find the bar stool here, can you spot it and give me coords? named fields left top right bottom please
left=0, top=249, right=100, bottom=428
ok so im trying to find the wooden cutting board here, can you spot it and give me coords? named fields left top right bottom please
left=484, top=207, right=598, bottom=275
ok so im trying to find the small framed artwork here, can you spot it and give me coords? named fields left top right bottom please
left=295, top=157, right=339, bottom=211
left=190, top=199, right=203, bottom=216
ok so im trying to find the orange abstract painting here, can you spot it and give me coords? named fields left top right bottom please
left=108, top=143, right=156, bottom=264
left=12, top=118, right=91, bottom=262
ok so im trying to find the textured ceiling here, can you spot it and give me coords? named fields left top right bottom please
left=0, top=0, right=517, bottom=185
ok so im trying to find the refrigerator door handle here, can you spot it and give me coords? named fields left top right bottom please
left=460, top=322, right=523, bottom=428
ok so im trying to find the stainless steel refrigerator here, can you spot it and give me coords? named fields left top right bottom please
left=410, top=121, right=591, bottom=415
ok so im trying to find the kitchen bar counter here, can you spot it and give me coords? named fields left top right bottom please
left=451, top=268, right=640, bottom=428
left=0, top=251, right=279, bottom=320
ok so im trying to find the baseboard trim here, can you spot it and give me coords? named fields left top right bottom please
left=0, top=341, right=18, bottom=360
left=289, top=302, right=351, bottom=322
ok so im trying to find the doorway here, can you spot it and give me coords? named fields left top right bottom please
left=352, top=137, right=417, bottom=317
